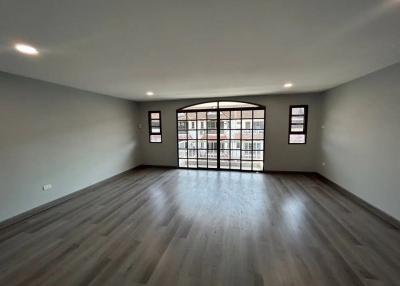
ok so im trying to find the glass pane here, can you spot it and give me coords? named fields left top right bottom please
left=188, top=150, right=197, bottom=158
left=197, top=120, right=207, bottom=130
left=230, top=160, right=241, bottom=170
left=241, top=150, right=252, bottom=160
left=197, top=130, right=207, bottom=140
left=220, top=160, right=230, bottom=169
left=188, top=140, right=197, bottom=149
left=242, top=141, right=252, bottom=150
left=253, top=151, right=264, bottom=161
left=291, top=116, right=304, bottom=124
left=230, top=120, right=241, bottom=129
left=230, top=150, right=240, bottom=160
left=231, top=110, right=241, bottom=119
left=292, top=107, right=305, bottom=115
left=231, top=130, right=241, bottom=140
left=198, top=160, right=207, bottom=168
left=178, top=131, right=187, bottom=140
left=253, top=161, right=264, bottom=171
left=197, top=112, right=207, bottom=120
left=242, top=119, right=252, bottom=129
left=150, top=112, right=160, bottom=119
left=241, top=130, right=252, bottom=140
left=197, top=140, right=207, bottom=149
left=220, top=111, right=230, bottom=119
left=198, top=150, right=207, bottom=158
left=187, top=113, right=196, bottom=120
left=289, top=134, right=306, bottom=144
left=242, top=161, right=252, bottom=171
left=188, top=130, right=197, bottom=139
left=242, top=110, right=252, bottom=118
left=177, top=113, right=186, bottom=120
left=253, top=109, right=264, bottom=119
left=151, top=120, right=160, bottom=127
left=220, top=150, right=230, bottom=160
left=178, top=150, right=187, bottom=158
left=207, top=120, right=217, bottom=129
left=231, top=140, right=241, bottom=149
left=220, top=130, right=230, bottom=140
left=208, top=160, right=217, bottom=168
left=219, top=101, right=259, bottom=108
left=188, top=159, right=197, bottom=168
left=151, top=127, right=161, bottom=133
left=208, top=141, right=217, bottom=150
left=150, top=135, right=161, bottom=143
left=291, top=124, right=304, bottom=132
left=207, top=111, right=217, bottom=120
left=253, top=119, right=264, bottom=129
left=188, top=121, right=197, bottom=130
left=179, top=159, right=188, bottom=168
left=220, top=140, right=229, bottom=149
left=207, top=130, right=217, bottom=140
left=253, top=141, right=264, bottom=150
left=182, top=102, right=218, bottom=110
left=220, top=120, right=230, bottom=129
left=178, top=121, right=187, bottom=131
left=252, top=130, right=264, bottom=140
left=178, top=140, right=187, bottom=149
left=208, top=150, right=217, bottom=159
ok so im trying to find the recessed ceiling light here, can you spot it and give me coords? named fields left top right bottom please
left=146, top=91, right=154, bottom=96
left=14, top=43, right=39, bottom=55
left=284, top=82, right=293, bottom=88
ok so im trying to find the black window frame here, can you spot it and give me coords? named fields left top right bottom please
left=176, top=101, right=266, bottom=172
left=149, top=111, right=162, bottom=143
left=288, top=105, right=308, bottom=144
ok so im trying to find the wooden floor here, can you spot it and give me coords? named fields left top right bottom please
left=0, top=168, right=399, bottom=286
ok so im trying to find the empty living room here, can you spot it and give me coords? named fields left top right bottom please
left=0, top=1, right=399, bottom=285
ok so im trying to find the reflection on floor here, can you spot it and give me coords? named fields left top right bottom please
left=0, top=167, right=399, bottom=286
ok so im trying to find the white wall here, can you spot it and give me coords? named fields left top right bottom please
left=318, top=63, right=400, bottom=220
left=138, top=93, right=322, bottom=172
left=0, top=72, right=142, bottom=222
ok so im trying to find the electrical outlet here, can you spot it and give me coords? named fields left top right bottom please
left=43, top=184, right=52, bottom=191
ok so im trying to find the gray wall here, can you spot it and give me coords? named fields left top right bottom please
left=318, top=63, right=400, bottom=220
left=138, top=93, right=322, bottom=172
left=0, top=72, right=142, bottom=222
left=2, top=63, right=398, bottom=223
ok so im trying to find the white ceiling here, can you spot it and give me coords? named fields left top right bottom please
left=1, top=0, right=400, bottom=101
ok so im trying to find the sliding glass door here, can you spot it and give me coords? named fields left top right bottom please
left=177, top=101, right=265, bottom=172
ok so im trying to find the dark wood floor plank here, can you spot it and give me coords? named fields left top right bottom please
left=0, top=167, right=399, bottom=286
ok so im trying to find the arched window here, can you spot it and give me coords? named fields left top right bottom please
left=178, top=101, right=263, bottom=111
left=177, top=100, right=265, bottom=171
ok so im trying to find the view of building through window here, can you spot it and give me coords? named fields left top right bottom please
left=177, top=102, right=265, bottom=171
left=149, top=111, right=162, bottom=143
left=288, top=105, right=308, bottom=144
